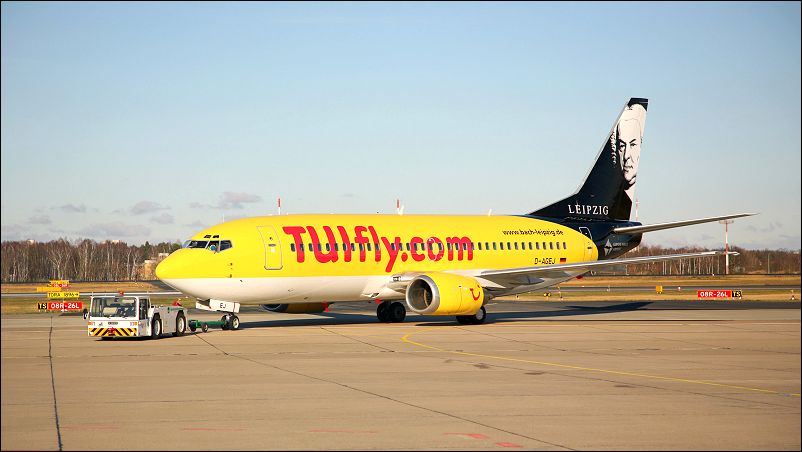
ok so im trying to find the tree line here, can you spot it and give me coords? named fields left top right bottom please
left=603, top=244, right=800, bottom=276
left=1, top=239, right=180, bottom=283
left=1, top=239, right=799, bottom=283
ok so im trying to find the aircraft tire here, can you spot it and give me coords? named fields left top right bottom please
left=376, top=302, right=391, bottom=323
left=456, top=306, right=486, bottom=325
left=470, top=306, right=487, bottom=325
left=389, top=302, right=406, bottom=323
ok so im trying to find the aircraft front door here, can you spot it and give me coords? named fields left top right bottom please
left=257, top=226, right=283, bottom=270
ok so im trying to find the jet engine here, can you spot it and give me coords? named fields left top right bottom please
left=405, top=272, right=484, bottom=316
left=261, top=303, right=328, bottom=314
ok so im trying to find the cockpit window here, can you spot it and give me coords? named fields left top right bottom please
left=184, top=239, right=232, bottom=251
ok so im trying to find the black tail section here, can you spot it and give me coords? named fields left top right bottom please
left=530, top=98, right=648, bottom=221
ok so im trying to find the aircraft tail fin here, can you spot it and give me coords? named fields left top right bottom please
left=530, top=98, right=648, bottom=221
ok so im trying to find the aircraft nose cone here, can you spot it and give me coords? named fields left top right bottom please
left=155, top=254, right=177, bottom=281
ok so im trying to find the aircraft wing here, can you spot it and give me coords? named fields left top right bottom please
left=478, top=250, right=737, bottom=286
left=385, top=251, right=736, bottom=293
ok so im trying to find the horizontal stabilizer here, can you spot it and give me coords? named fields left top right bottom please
left=612, top=213, right=757, bottom=235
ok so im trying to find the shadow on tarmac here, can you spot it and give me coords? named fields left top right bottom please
left=235, top=301, right=656, bottom=330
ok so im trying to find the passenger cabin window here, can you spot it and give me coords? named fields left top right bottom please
left=556, top=242, right=560, bottom=250
left=549, top=242, right=554, bottom=250
left=290, top=244, right=296, bottom=252
left=563, top=242, right=567, bottom=249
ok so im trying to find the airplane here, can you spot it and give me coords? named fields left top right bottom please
left=155, top=98, right=754, bottom=330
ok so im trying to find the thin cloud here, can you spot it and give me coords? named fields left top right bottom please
left=218, top=192, right=262, bottom=209
left=56, top=203, right=87, bottom=213
left=1, top=224, right=28, bottom=241
left=78, top=222, right=150, bottom=238
left=28, top=214, right=52, bottom=225
left=149, top=213, right=174, bottom=224
left=130, top=201, right=170, bottom=215
left=190, top=192, right=262, bottom=210
left=184, top=220, right=206, bottom=227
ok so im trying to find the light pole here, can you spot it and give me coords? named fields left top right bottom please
left=719, top=219, right=735, bottom=275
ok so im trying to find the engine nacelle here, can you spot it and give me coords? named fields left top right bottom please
left=261, top=303, right=328, bottom=314
left=405, top=272, right=484, bottom=316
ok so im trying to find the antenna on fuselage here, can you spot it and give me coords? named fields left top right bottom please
left=277, top=197, right=281, bottom=216
left=397, top=198, right=404, bottom=215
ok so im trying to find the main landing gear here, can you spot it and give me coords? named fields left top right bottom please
left=456, top=306, right=487, bottom=325
left=376, top=301, right=406, bottom=323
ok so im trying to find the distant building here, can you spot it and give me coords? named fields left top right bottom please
left=140, top=253, right=170, bottom=280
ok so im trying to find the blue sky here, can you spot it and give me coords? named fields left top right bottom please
left=2, top=2, right=800, bottom=249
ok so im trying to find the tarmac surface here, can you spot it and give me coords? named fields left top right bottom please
left=2, top=300, right=800, bottom=451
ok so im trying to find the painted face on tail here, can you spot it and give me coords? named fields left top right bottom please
left=616, top=118, right=641, bottom=188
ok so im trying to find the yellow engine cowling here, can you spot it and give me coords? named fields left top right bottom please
left=405, top=272, right=484, bottom=316
left=261, top=303, right=328, bottom=314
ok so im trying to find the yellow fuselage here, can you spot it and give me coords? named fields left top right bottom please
left=156, top=214, right=598, bottom=303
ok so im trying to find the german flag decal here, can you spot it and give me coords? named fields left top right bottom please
left=89, top=327, right=137, bottom=337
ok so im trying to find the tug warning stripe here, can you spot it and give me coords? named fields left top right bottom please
left=89, top=327, right=137, bottom=337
